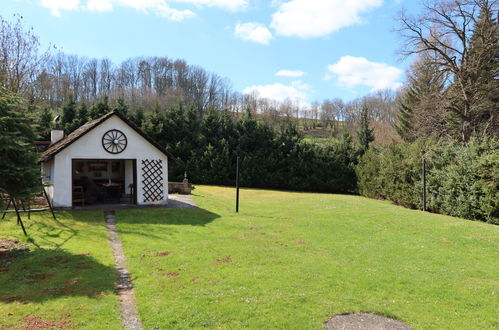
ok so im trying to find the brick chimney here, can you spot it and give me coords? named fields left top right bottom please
left=50, top=115, right=64, bottom=145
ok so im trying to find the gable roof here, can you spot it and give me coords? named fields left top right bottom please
left=40, top=110, right=175, bottom=162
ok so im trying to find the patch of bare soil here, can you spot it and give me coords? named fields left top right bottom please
left=0, top=239, right=29, bottom=256
left=324, top=313, right=412, bottom=330
left=155, top=251, right=172, bottom=257
left=21, top=314, right=72, bottom=330
left=42, top=256, right=70, bottom=266
left=213, top=256, right=232, bottom=265
left=140, top=250, right=173, bottom=258
left=0, top=239, right=30, bottom=273
left=165, top=272, right=179, bottom=278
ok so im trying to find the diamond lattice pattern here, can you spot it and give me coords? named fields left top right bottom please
left=141, top=159, right=164, bottom=202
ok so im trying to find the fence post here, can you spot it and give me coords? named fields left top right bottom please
left=236, top=156, right=240, bottom=213
left=422, top=157, right=426, bottom=212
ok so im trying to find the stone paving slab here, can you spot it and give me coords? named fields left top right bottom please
left=324, top=313, right=412, bottom=330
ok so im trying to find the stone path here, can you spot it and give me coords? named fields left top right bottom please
left=168, top=194, right=197, bottom=209
left=104, top=211, right=143, bottom=330
left=324, top=313, right=412, bottom=330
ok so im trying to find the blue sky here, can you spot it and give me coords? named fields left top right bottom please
left=2, top=0, right=421, bottom=104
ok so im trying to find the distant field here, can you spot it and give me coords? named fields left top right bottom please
left=116, top=186, right=499, bottom=329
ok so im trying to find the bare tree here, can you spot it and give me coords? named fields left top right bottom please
left=0, top=15, right=51, bottom=96
left=397, top=0, right=498, bottom=141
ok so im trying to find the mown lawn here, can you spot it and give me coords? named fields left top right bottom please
left=0, top=211, right=121, bottom=329
left=116, top=186, right=498, bottom=329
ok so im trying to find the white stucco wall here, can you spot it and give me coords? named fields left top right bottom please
left=124, top=159, right=134, bottom=194
left=41, top=159, right=54, bottom=201
left=47, top=115, right=169, bottom=207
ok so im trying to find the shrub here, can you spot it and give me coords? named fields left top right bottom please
left=355, top=137, right=498, bottom=223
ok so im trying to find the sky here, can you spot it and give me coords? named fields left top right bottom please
left=1, top=0, right=422, bottom=105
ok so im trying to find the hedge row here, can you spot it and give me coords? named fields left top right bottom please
left=356, top=137, right=499, bottom=223
left=138, top=107, right=358, bottom=194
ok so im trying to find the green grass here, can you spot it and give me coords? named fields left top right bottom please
left=115, top=186, right=499, bottom=329
left=0, top=211, right=121, bottom=329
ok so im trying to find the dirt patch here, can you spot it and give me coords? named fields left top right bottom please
left=0, top=239, right=30, bottom=273
left=324, top=313, right=412, bottom=330
left=0, top=296, right=24, bottom=303
left=155, top=251, right=172, bottom=257
left=0, top=239, right=29, bottom=260
left=165, top=272, right=179, bottom=278
left=213, top=257, right=232, bottom=265
left=26, top=272, right=54, bottom=282
left=235, top=234, right=258, bottom=240
left=273, top=241, right=288, bottom=247
left=21, top=314, right=72, bottom=330
left=140, top=251, right=172, bottom=258
left=0, top=239, right=29, bottom=252
left=43, top=256, right=70, bottom=266
left=295, top=241, right=306, bottom=245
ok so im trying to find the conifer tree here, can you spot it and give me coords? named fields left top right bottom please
left=0, top=93, right=41, bottom=203
left=89, top=96, right=110, bottom=119
left=464, top=5, right=498, bottom=138
left=61, top=95, right=77, bottom=133
left=38, top=107, right=52, bottom=140
left=130, top=107, right=145, bottom=127
left=114, top=97, right=129, bottom=116
left=75, top=102, right=89, bottom=128
left=395, top=54, right=446, bottom=141
left=357, top=105, right=374, bottom=154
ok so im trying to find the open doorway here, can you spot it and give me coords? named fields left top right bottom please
left=72, top=159, right=136, bottom=206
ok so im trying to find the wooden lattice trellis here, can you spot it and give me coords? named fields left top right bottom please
left=141, top=159, right=164, bottom=202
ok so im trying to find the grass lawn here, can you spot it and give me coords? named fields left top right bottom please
left=116, top=186, right=498, bottom=329
left=0, top=211, right=121, bottom=329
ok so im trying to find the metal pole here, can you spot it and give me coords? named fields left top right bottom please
left=422, top=158, right=426, bottom=212
left=236, top=156, right=240, bottom=213
left=11, top=199, right=27, bottom=236
left=43, top=186, right=56, bottom=220
left=1, top=198, right=11, bottom=220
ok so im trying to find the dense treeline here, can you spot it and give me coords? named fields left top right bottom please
left=354, top=0, right=499, bottom=223
left=356, top=138, right=498, bottom=223
left=141, top=106, right=358, bottom=193
left=49, top=97, right=359, bottom=193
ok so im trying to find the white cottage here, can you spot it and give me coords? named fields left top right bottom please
left=40, top=110, right=174, bottom=208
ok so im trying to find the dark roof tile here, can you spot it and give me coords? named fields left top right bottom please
left=40, top=110, right=175, bottom=162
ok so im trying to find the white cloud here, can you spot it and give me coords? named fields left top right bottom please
left=171, top=0, right=248, bottom=11
left=327, top=56, right=402, bottom=91
left=243, top=80, right=311, bottom=106
left=39, top=0, right=245, bottom=20
left=270, top=0, right=383, bottom=38
left=275, top=70, right=306, bottom=77
left=40, top=0, right=80, bottom=16
left=234, top=22, right=273, bottom=45
left=86, top=0, right=113, bottom=12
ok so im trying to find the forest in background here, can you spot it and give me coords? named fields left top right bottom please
left=0, top=0, right=497, bottom=222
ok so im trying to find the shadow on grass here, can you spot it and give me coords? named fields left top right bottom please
left=0, top=248, right=115, bottom=303
left=115, top=208, right=220, bottom=227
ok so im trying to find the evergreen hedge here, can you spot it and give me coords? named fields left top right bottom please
left=356, top=137, right=499, bottom=223
left=137, top=106, right=358, bottom=194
